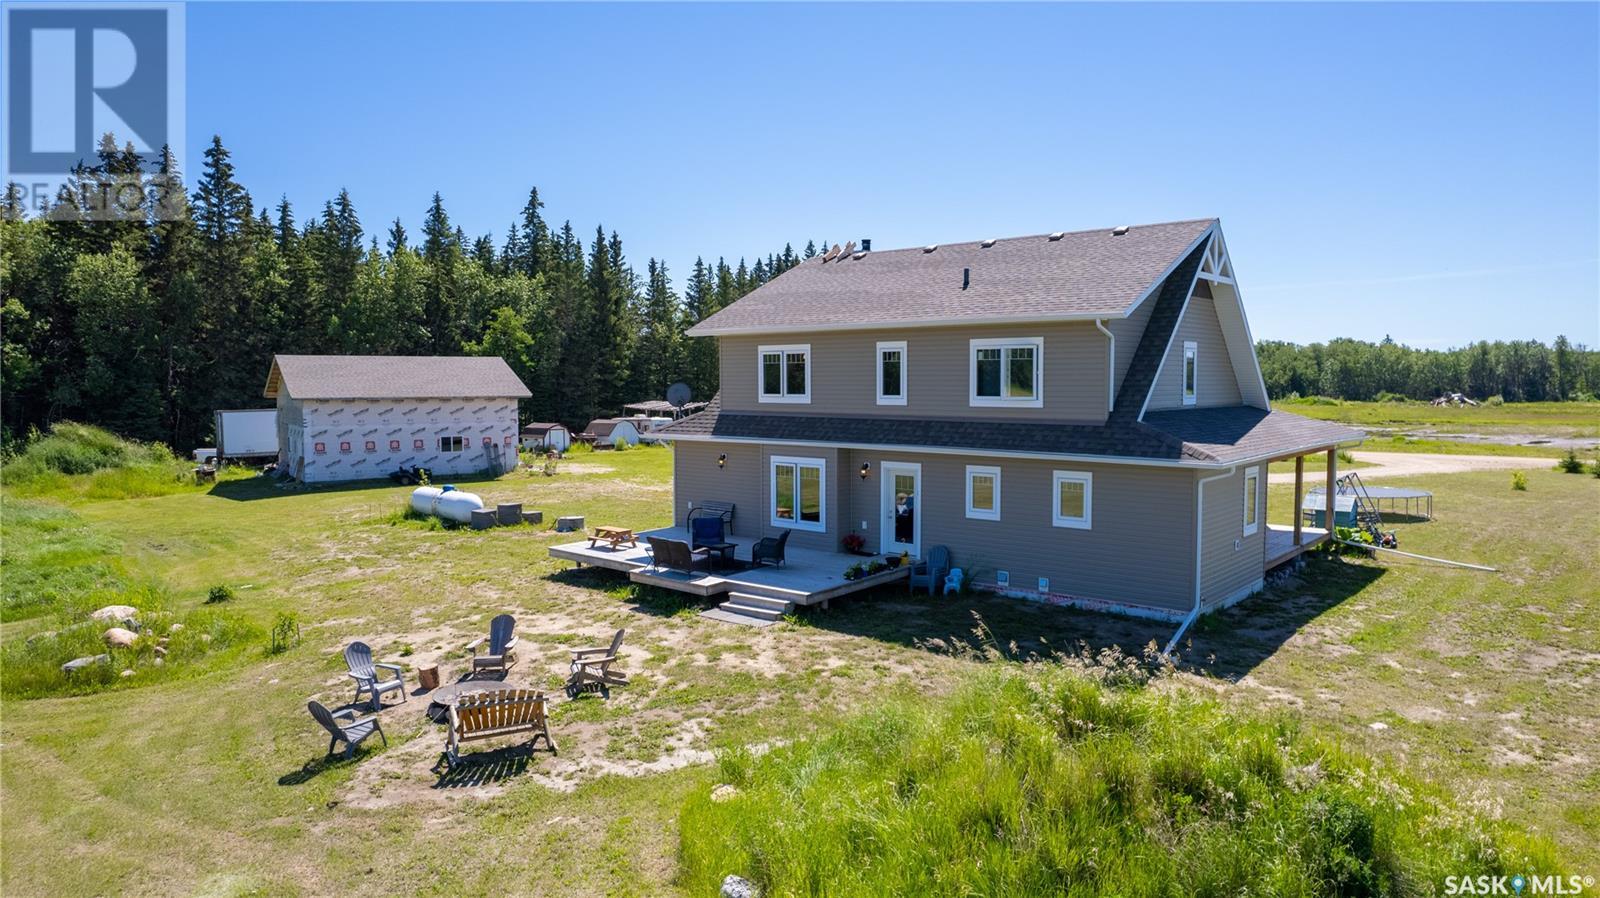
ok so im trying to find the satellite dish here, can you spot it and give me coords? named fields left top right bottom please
left=666, top=382, right=692, bottom=409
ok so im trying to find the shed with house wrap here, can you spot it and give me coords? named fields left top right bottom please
left=264, top=355, right=531, bottom=484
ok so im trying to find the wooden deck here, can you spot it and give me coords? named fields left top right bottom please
left=1266, top=523, right=1329, bottom=568
left=548, top=527, right=909, bottom=607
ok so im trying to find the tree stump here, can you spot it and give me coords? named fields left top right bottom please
left=418, top=665, right=440, bottom=690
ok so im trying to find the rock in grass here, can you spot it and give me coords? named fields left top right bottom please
left=721, top=875, right=758, bottom=898
left=711, top=784, right=738, bottom=802
left=90, top=605, right=139, bottom=628
left=103, top=627, right=138, bottom=648
left=121, top=669, right=135, bottom=678
left=61, top=654, right=110, bottom=674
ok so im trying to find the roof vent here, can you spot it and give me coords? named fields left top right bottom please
left=1111, top=225, right=1130, bottom=236
left=861, top=238, right=871, bottom=252
left=981, top=238, right=997, bottom=248
left=1048, top=231, right=1065, bottom=241
left=923, top=244, right=938, bottom=253
left=851, top=251, right=865, bottom=260
left=962, top=267, right=970, bottom=290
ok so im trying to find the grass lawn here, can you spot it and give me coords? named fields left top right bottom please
left=2, top=444, right=1595, bottom=895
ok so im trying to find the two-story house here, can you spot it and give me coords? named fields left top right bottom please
left=656, top=219, right=1362, bottom=630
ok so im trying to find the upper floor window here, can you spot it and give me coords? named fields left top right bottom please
left=1182, top=340, right=1198, bottom=406
left=759, top=344, right=810, bottom=403
left=1051, top=470, right=1092, bottom=530
left=1243, top=466, right=1260, bottom=536
left=876, top=341, right=907, bottom=406
left=970, top=337, right=1043, bottom=408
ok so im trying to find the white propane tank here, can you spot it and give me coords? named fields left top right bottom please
left=410, top=485, right=485, bottom=523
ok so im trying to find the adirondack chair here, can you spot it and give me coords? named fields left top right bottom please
left=344, top=641, right=407, bottom=711
left=308, top=700, right=387, bottom=759
left=441, top=688, right=556, bottom=769
left=466, top=614, right=518, bottom=677
left=908, top=546, right=952, bottom=595
left=750, top=530, right=790, bottom=568
left=567, top=629, right=628, bottom=697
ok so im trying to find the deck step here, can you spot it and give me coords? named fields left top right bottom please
left=715, top=592, right=793, bottom=623
left=723, top=592, right=793, bottom=613
left=699, top=608, right=777, bottom=628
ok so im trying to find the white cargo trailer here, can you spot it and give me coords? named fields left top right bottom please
left=214, top=409, right=280, bottom=462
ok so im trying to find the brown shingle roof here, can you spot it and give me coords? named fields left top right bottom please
left=687, top=219, right=1215, bottom=336
left=264, top=355, right=531, bottom=400
left=1141, top=408, right=1364, bottom=464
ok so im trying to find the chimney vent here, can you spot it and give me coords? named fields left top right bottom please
left=861, top=238, right=871, bottom=252
left=962, top=267, right=970, bottom=290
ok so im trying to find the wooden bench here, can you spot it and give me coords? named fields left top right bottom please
left=588, top=526, right=638, bottom=550
left=442, top=688, right=556, bottom=769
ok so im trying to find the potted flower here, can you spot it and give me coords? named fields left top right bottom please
left=842, top=532, right=867, bottom=555
left=843, top=562, right=865, bottom=581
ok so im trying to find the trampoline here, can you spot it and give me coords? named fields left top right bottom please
left=1307, top=484, right=1433, bottom=521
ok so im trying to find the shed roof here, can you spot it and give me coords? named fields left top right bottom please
left=581, top=418, right=635, bottom=437
left=520, top=422, right=568, bottom=435
left=687, top=218, right=1216, bottom=336
left=264, top=355, right=531, bottom=400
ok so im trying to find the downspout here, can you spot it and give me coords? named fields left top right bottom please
left=1164, top=465, right=1237, bottom=657
left=1094, top=319, right=1115, bottom=414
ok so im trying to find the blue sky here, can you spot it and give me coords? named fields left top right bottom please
left=184, top=2, right=1599, bottom=347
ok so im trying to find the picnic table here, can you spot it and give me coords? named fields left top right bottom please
left=589, top=526, right=638, bottom=550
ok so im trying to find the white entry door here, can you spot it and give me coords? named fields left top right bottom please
left=880, top=462, right=922, bottom=557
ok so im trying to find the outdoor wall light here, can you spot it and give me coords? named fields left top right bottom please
left=859, top=462, right=871, bottom=479
left=717, top=453, right=727, bottom=468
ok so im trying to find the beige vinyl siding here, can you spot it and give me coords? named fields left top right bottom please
left=844, top=451, right=1195, bottom=612
left=1148, top=288, right=1244, bottom=411
left=719, top=321, right=1110, bottom=423
left=1199, top=466, right=1266, bottom=608
left=673, top=441, right=763, bottom=538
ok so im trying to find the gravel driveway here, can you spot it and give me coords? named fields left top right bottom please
left=1267, top=451, right=1553, bottom=484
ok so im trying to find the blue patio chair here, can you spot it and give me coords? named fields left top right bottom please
left=908, top=546, right=952, bottom=595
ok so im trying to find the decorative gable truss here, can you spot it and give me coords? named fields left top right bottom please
left=1196, top=229, right=1234, bottom=284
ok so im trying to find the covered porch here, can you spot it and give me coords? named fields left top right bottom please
left=1265, top=446, right=1341, bottom=568
left=548, top=527, right=909, bottom=611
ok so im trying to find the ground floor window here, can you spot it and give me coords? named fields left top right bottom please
left=771, top=455, right=825, bottom=532
left=1052, top=470, right=1092, bottom=529
left=440, top=436, right=465, bottom=452
left=1243, top=466, right=1260, bottom=535
left=965, top=465, right=1001, bottom=520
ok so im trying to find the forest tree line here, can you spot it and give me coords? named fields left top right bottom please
left=4, top=135, right=1596, bottom=454
left=1256, top=336, right=1600, bottom=403
left=1, top=134, right=821, bottom=451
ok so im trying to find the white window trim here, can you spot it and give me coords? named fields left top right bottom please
left=770, top=454, right=826, bottom=532
left=1051, top=470, right=1092, bottom=530
left=758, top=344, right=811, bottom=404
left=1243, top=466, right=1260, bottom=536
left=1182, top=340, right=1198, bottom=406
left=875, top=340, right=908, bottom=406
left=969, top=337, right=1044, bottom=409
left=965, top=465, right=1002, bottom=521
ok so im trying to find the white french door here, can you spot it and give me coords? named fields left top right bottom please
left=880, top=461, right=921, bottom=557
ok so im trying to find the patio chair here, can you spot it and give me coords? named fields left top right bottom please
left=689, top=513, right=726, bottom=550
left=442, top=688, right=556, bottom=769
left=908, top=546, right=952, bottom=595
left=942, top=567, right=965, bottom=595
left=647, top=536, right=709, bottom=573
left=344, top=641, right=407, bottom=711
left=308, top=700, right=387, bottom=759
left=567, top=628, right=629, bottom=697
left=466, top=613, right=518, bottom=677
left=750, top=530, right=790, bottom=568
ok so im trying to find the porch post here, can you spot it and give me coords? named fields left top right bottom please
left=1325, top=448, right=1337, bottom=535
left=1293, top=455, right=1304, bottom=546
